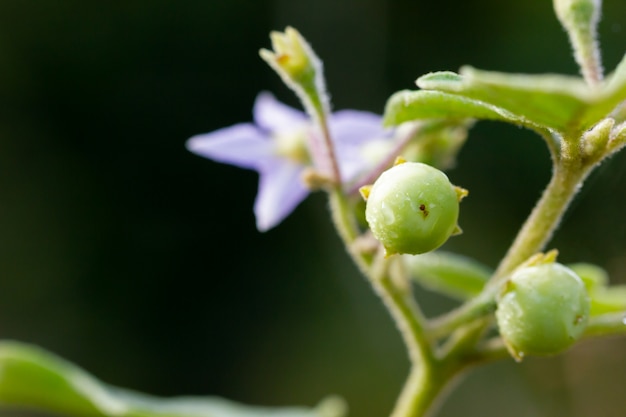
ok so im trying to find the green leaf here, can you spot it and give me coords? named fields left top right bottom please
left=0, top=341, right=346, bottom=417
left=564, top=263, right=625, bottom=317
left=404, top=251, right=492, bottom=300
left=417, top=60, right=626, bottom=136
left=417, top=69, right=589, bottom=134
left=402, top=120, right=472, bottom=170
left=382, top=90, right=524, bottom=127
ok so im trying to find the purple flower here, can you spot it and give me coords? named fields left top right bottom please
left=187, top=92, right=387, bottom=232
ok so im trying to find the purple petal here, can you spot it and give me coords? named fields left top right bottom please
left=186, top=124, right=274, bottom=170
left=328, top=110, right=386, bottom=144
left=328, top=110, right=391, bottom=183
left=253, top=92, right=307, bottom=133
left=254, top=160, right=309, bottom=231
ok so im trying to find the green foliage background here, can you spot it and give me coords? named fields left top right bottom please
left=0, top=1, right=625, bottom=416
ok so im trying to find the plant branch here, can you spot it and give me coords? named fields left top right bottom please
left=427, top=290, right=497, bottom=341
left=389, top=364, right=454, bottom=417
left=491, top=156, right=591, bottom=283
left=329, top=190, right=450, bottom=417
left=584, top=312, right=626, bottom=338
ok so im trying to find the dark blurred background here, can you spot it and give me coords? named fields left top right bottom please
left=0, top=1, right=626, bottom=416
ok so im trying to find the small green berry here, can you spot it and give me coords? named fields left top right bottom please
left=364, top=161, right=463, bottom=255
left=496, top=262, right=590, bottom=361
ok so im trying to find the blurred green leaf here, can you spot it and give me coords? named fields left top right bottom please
left=383, top=90, right=524, bottom=127
left=589, top=286, right=626, bottom=316
left=567, top=262, right=609, bottom=291
left=565, top=263, right=626, bottom=317
left=403, top=120, right=472, bottom=170
left=404, top=251, right=492, bottom=300
left=0, top=341, right=346, bottom=417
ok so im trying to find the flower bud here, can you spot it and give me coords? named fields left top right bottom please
left=259, top=27, right=329, bottom=117
left=260, top=27, right=316, bottom=84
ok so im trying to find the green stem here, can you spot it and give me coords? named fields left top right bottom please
left=389, top=364, right=451, bottom=417
left=437, top=148, right=594, bottom=371
left=435, top=154, right=591, bottom=353
left=455, top=336, right=510, bottom=369
left=376, top=262, right=432, bottom=364
left=570, top=28, right=603, bottom=87
left=554, top=0, right=603, bottom=87
left=584, top=312, right=626, bottom=338
left=329, top=188, right=360, bottom=243
left=330, top=191, right=431, bottom=363
left=329, top=190, right=447, bottom=417
left=428, top=290, right=497, bottom=340
left=492, top=157, right=590, bottom=282
left=316, top=113, right=343, bottom=185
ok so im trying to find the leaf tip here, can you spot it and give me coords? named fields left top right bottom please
left=416, top=71, right=462, bottom=90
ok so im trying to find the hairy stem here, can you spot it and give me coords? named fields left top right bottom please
left=330, top=191, right=431, bottom=361
left=330, top=190, right=448, bottom=417
left=492, top=157, right=590, bottom=282
left=428, top=290, right=497, bottom=340
left=390, top=364, right=451, bottom=417
left=315, top=115, right=343, bottom=185
left=571, top=29, right=604, bottom=87
left=584, top=312, right=626, bottom=337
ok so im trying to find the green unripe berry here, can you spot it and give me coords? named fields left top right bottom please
left=364, top=162, right=462, bottom=255
left=496, top=262, right=590, bottom=361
